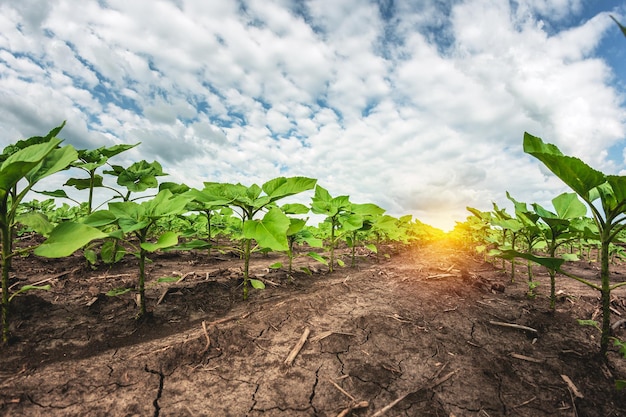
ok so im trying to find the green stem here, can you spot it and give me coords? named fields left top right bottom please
left=600, top=231, right=611, bottom=356
left=137, top=228, right=149, bottom=318
left=1, top=216, right=11, bottom=344
left=243, top=239, right=251, bottom=300
left=549, top=269, right=556, bottom=310
left=351, top=231, right=357, bottom=268
left=329, top=218, right=336, bottom=273
left=87, top=170, right=95, bottom=214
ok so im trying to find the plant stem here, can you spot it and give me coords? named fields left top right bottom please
left=329, top=217, right=336, bottom=273
left=600, top=230, right=611, bottom=356
left=1, top=213, right=10, bottom=343
left=549, top=269, right=556, bottom=310
left=351, top=231, right=357, bottom=268
left=137, top=229, right=148, bottom=318
left=243, top=239, right=251, bottom=300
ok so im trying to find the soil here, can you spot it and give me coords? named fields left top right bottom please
left=0, top=237, right=625, bottom=417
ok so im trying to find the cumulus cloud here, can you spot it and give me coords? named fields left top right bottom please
left=0, top=0, right=624, bottom=230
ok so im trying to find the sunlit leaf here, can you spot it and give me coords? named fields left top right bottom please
left=35, top=222, right=108, bottom=258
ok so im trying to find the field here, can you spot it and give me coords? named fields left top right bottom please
left=1, top=238, right=625, bottom=417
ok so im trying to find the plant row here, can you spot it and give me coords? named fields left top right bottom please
left=0, top=122, right=441, bottom=345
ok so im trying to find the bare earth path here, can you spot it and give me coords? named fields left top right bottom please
left=0, top=240, right=625, bottom=416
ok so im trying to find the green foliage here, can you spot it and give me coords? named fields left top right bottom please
left=98, top=189, right=193, bottom=317
left=203, top=176, right=316, bottom=299
left=0, top=123, right=106, bottom=343
left=524, top=132, right=626, bottom=355
left=8, top=284, right=51, bottom=303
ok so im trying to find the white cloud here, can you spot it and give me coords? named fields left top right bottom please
left=0, top=0, right=624, bottom=231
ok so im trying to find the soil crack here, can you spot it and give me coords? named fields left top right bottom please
left=144, top=365, right=164, bottom=417
left=309, top=365, right=321, bottom=414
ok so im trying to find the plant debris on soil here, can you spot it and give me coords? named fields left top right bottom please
left=0, top=238, right=625, bottom=416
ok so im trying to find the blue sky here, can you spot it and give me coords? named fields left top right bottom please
left=1, top=0, right=625, bottom=230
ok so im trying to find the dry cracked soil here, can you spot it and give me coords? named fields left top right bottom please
left=0, top=238, right=625, bottom=416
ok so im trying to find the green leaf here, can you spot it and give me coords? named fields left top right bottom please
left=552, top=192, right=587, bottom=219
left=157, top=276, right=179, bottom=283
left=338, top=213, right=363, bottom=231
left=523, top=132, right=606, bottom=200
left=497, top=249, right=565, bottom=271
left=8, top=284, right=51, bottom=302
left=38, top=189, right=71, bottom=199
left=35, top=222, right=108, bottom=258
left=351, top=203, right=385, bottom=216
left=141, top=231, right=179, bottom=252
left=82, top=210, right=118, bottom=227
left=300, top=266, right=312, bottom=275
left=262, top=176, right=317, bottom=201
left=610, top=15, right=626, bottom=37
left=281, top=203, right=310, bottom=215
left=0, top=138, right=62, bottom=193
left=169, top=239, right=212, bottom=251
left=365, top=243, right=378, bottom=253
left=307, top=251, right=328, bottom=265
left=249, top=279, right=266, bottom=289
left=243, top=207, right=290, bottom=251
left=337, top=259, right=345, bottom=267
left=65, top=176, right=104, bottom=190
left=286, top=218, right=306, bottom=236
left=84, top=248, right=98, bottom=265
left=101, top=240, right=125, bottom=264
left=16, top=212, right=54, bottom=236
left=269, top=262, right=282, bottom=269
left=116, top=160, right=166, bottom=192
left=616, top=380, right=626, bottom=391
left=26, top=145, right=78, bottom=184
left=106, top=287, right=133, bottom=297
left=145, top=189, right=192, bottom=218
left=561, top=253, right=579, bottom=262
left=577, top=319, right=599, bottom=328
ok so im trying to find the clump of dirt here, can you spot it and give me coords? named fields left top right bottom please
left=0, top=239, right=625, bottom=416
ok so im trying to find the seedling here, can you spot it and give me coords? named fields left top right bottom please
left=523, top=132, right=626, bottom=355
left=85, top=189, right=193, bottom=318
left=0, top=123, right=106, bottom=343
left=188, top=177, right=316, bottom=299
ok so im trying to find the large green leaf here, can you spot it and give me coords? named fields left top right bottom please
left=116, top=160, right=166, bottom=192
left=243, top=207, right=290, bottom=251
left=0, top=138, right=62, bottom=192
left=338, top=213, right=364, bottom=232
left=81, top=210, right=118, bottom=227
left=65, top=175, right=104, bottom=190
left=16, top=212, right=54, bottom=236
left=606, top=176, right=626, bottom=214
left=145, top=189, right=192, bottom=218
left=350, top=203, right=385, bottom=217
left=26, top=145, right=78, bottom=184
left=262, top=176, right=317, bottom=201
left=286, top=218, right=306, bottom=236
left=35, top=222, right=108, bottom=258
left=523, top=132, right=606, bottom=199
left=552, top=192, right=587, bottom=219
left=497, top=249, right=565, bottom=271
left=141, top=231, right=179, bottom=252
left=281, top=203, right=310, bottom=215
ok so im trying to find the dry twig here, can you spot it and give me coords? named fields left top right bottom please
left=489, top=320, right=538, bottom=334
left=561, top=374, right=583, bottom=399
left=284, top=327, right=310, bottom=366
left=509, top=353, right=544, bottom=363
left=200, top=321, right=211, bottom=354
left=336, top=401, right=369, bottom=417
left=370, top=370, right=456, bottom=416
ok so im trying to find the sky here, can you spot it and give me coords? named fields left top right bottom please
left=1, top=0, right=626, bottom=231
